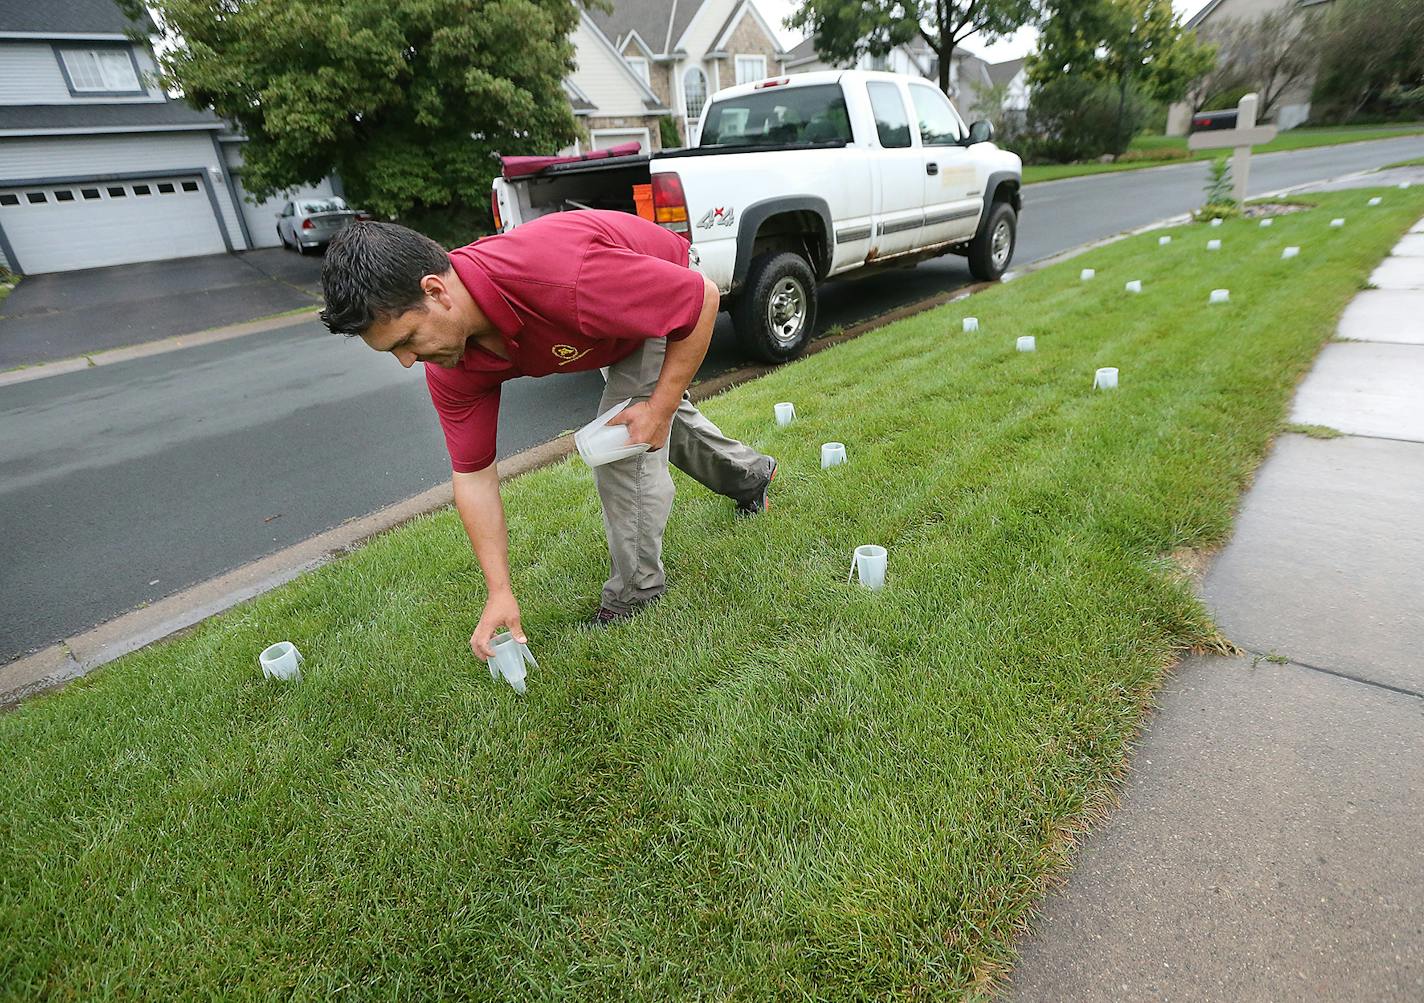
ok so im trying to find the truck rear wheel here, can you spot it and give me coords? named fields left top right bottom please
left=968, top=201, right=1016, bottom=281
left=732, top=251, right=817, bottom=363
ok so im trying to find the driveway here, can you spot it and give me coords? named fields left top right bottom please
left=0, top=248, right=324, bottom=370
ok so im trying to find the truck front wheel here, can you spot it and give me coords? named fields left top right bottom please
left=732, top=251, right=817, bottom=363
left=968, top=201, right=1017, bottom=281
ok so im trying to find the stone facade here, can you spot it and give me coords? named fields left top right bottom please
left=622, top=39, right=674, bottom=108
left=723, top=12, right=781, bottom=80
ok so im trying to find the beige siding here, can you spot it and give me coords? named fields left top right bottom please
left=725, top=8, right=780, bottom=83
left=0, top=41, right=163, bottom=106
left=678, top=0, right=739, bottom=61
left=570, top=17, right=657, bottom=119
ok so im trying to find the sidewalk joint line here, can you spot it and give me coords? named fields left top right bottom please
left=1245, top=646, right=1424, bottom=701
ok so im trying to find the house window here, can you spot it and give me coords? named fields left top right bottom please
left=26, top=192, right=47, bottom=204
left=683, top=66, right=708, bottom=120
left=60, top=48, right=142, bottom=93
left=867, top=52, right=891, bottom=72
left=107, top=186, right=127, bottom=198
left=133, top=184, right=152, bottom=196
left=181, top=180, right=199, bottom=192
left=867, top=81, right=912, bottom=148
left=909, top=84, right=964, bottom=145
left=81, top=188, right=101, bottom=200
left=626, top=56, right=651, bottom=85
left=735, top=55, right=767, bottom=85
left=158, top=182, right=175, bottom=193
left=0, top=194, right=18, bottom=206
left=55, top=190, right=76, bottom=202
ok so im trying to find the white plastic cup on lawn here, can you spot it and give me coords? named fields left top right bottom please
left=1282, top=246, right=1300, bottom=259
left=1368, top=197, right=1382, bottom=206
left=1260, top=218, right=1273, bottom=228
left=1401, top=182, right=1411, bottom=190
left=1093, top=367, right=1119, bottom=390
left=1210, top=217, right=1223, bottom=227
left=962, top=316, right=979, bottom=333
left=1207, top=239, right=1221, bottom=251
left=774, top=401, right=796, bottom=427
left=487, top=631, right=538, bottom=695
left=1158, top=235, right=1172, bottom=246
left=821, top=442, right=847, bottom=468
left=259, top=641, right=304, bottom=682
left=1080, top=268, right=1095, bottom=281
left=575, top=399, right=651, bottom=468
left=1210, top=288, right=1230, bottom=304
left=849, top=545, right=888, bottom=590
left=1125, top=279, right=1142, bottom=294
left=1330, top=218, right=1345, bottom=228
left=1017, top=336, right=1036, bottom=352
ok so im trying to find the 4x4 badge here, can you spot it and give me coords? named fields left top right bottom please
left=696, top=206, right=736, bottom=229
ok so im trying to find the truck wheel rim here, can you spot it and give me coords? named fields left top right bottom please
left=992, top=219, right=1012, bottom=268
left=767, top=276, right=807, bottom=347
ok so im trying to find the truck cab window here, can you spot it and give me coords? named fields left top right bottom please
left=867, top=82, right=912, bottom=149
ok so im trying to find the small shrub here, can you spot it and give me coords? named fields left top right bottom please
left=1195, top=156, right=1238, bottom=219
left=1022, top=75, right=1149, bottom=163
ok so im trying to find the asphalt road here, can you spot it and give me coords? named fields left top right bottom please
left=4, top=134, right=1423, bottom=662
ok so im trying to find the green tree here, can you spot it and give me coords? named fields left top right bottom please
left=788, top=0, right=1036, bottom=97
left=1031, top=0, right=1214, bottom=151
left=1310, top=0, right=1424, bottom=123
left=122, top=0, right=585, bottom=242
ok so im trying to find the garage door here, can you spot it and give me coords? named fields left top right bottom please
left=591, top=129, right=651, bottom=152
left=0, top=175, right=227, bottom=274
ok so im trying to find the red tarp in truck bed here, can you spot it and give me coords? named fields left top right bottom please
left=500, top=142, right=643, bottom=179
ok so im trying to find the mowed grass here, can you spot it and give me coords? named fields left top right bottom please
left=2, top=189, right=1420, bottom=1000
left=1022, top=122, right=1424, bottom=184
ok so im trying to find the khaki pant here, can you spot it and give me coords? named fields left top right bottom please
left=594, top=337, right=770, bottom=612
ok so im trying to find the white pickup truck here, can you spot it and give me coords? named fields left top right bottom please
left=491, top=69, right=1022, bottom=362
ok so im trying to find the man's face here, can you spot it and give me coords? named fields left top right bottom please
left=362, top=275, right=470, bottom=369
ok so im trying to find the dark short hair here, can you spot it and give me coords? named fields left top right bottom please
left=319, top=221, right=452, bottom=336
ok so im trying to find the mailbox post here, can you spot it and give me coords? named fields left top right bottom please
left=1187, top=93, right=1279, bottom=204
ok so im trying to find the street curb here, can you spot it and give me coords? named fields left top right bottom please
left=3, top=172, right=1402, bottom=707
left=0, top=309, right=320, bottom=388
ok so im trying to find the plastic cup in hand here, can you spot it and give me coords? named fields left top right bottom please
left=1080, top=268, right=1095, bottom=281
left=575, top=399, right=651, bottom=468
left=821, top=442, right=847, bottom=468
left=849, top=545, right=887, bottom=590
left=259, top=641, right=304, bottom=682
left=1093, top=367, right=1119, bottom=390
left=1260, top=218, right=1273, bottom=227
left=962, top=317, right=979, bottom=332
left=1125, top=280, right=1142, bottom=294
left=774, top=402, right=796, bottom=427
left=1158, top=235, right=1172, bottom=245
left=1207, top=239, right=1221, bottom=251
left=1330, top=218, right=1345, bottom=228
left=1210, top=288, right=1230, bottom=304
left=487, top=631, right=538, bottom=695
left=1017, top=336, right=1036, bottom=352
left=1368, top=197, right=1382, bottom=206
left=1282, top=246, right=1300, bottom=259
left=1210, top=217, right=1223, bottom=228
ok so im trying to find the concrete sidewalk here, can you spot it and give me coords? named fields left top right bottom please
left=1012, top=213, right=1424, bottom=1000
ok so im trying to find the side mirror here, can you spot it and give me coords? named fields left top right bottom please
left=966, top=120, right=994, bottom=145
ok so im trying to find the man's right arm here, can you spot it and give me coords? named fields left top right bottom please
left=452, top=464, right=524, bottom=658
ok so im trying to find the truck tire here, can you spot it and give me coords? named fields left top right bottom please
left=968, top=201, right=1016, bottom=281
left=732, top=251, right=818, bottom=363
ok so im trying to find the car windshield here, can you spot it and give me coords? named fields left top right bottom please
left=699, top=84, right=852, bottom=148
left=301, top=197, right=349, bottom=214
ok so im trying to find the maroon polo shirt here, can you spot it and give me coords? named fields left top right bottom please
left=424, top=209, right=706, bottom=473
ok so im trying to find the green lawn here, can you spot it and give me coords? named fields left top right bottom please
left=1023, top=123, right=1424, bottom=184
left=2, top=188, right=1421, bottom=999
left=0, top=275, right=16, bottom=308
left=1386, top=156, right=1424, bottom=169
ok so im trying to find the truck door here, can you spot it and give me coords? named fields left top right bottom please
left=865, top=80, right=923, bottom=259
left=909, top=82, right=982, bottom=248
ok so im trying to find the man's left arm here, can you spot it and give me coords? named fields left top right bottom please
left=608, top=274, right=719, bottom=450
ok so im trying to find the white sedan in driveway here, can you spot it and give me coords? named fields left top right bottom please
left=275, top=196, right=367, bottom=254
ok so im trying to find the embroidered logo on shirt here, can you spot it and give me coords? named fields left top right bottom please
left=552, top=344, right=593, bottom=366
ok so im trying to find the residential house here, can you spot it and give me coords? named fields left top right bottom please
left=987, top=57, right=1029, bottom=113
left=561, top=11, right=673, bottom=155
left=582, top=0, right=788, bottom=147
left=783, top=33, right=995, bottom=122
left=0, top=0, right=336, bottom=275
left=1167, top=0, right=1336, bottom=133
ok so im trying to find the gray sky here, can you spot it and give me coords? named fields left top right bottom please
left=756, top=0, right=1215, bottom=63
